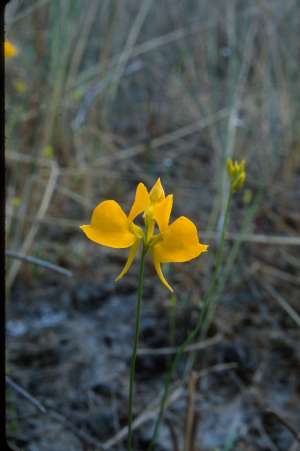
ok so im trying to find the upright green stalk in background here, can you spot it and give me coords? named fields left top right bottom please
left=148, top=159, right=246, bottom=450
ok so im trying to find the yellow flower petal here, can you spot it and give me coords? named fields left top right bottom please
left=128, top=183, right=150, bottom=221
left=115, top=239, right=140, bottom=281
left=152, top=216, right=208, bottom=263
left=130, top=222, right=145, bottom=240
left=80, top=200, right=136, bottom=248
left=152, top=253, right=174, bottom=292
left=5, top=40, right=18, bottom=58
left=149, top=178, right=165, bottom=203
left=153, top=194, right=173, bottom=232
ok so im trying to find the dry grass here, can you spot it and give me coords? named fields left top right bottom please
left=5, top=0, right=300, bottom=450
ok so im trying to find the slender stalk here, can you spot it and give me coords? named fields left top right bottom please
left=127, top=244, right=147, bottom=451
left=147, top=189, right=233, bottom=450
left=200, top=189, right=233, bottom=338
left=200, top=190, right=262, bottom=338
left=183, top=189, right=233, bottom=375
left=169, top=294, right=177, bottom=348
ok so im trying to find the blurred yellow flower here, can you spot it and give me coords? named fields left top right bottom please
left=5, top=40, right=18, bottom=58
left=11, top=196, right=21, bottom=209
left=243, top=188, right=252, bottom=204
left=80, top=179, right=208, bottom=292
left=41, top=145, right=54, bottom=159
left=227, top=159, right=246, bottom=192
left=13, top=79, right=27, bottom=94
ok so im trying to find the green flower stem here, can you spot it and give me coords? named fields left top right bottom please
left=127, top=244, right=147, bottom=451
left=200, top=190, right=263, bottom=342
left=184, top=188, right=233, bottom=374
left=148, top=189, right=233, bottom=450
left=200, top=189, right=233, bottom=339
left=169, top=294, right=177, bottom=349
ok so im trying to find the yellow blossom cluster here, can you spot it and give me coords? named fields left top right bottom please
left=227, top=159, right=246, bottom=192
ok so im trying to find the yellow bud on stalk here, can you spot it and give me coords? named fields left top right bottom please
left=227, top=159, right=246, bottom=192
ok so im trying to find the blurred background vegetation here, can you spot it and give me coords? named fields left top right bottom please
left=5, top=1, right=300, bottom=450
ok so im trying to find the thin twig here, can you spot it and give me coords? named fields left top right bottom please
left=6, top=377, right=105, bottom=449
left=6, top=162, right=59, bottom=290
left=93, top=109, right=228, bottom=168
left=48, top=410, right=106, bottom=450
left=264, top=409, right=300, bottom=443
left=264, top=283, right=300, bottom=328
left=203, top=232, right=300, bottom=247
left=10, top=110, right=228, bottom=177
left=103, top=386, right=184, bottom=449
left=102, top=363, right=237, bottom=449
left=260, top=264, right=300, bottom=287
left=72, top=60, right=143, bottom=129
left=6, top=376, right=47, bottom=413
left=108, top=0, right=154, bottom=104
left=6, top=0, right=50, bottom=25
left=6, top=150, right=54, bottom=168
left=137, top=335, right=221, bottom=356
left=183, top=371, right=197, bottom=451
left=193, top=362, right=238, bottom=379
left=7, top=442, right=22, bottom=451
left=165, top=416, right=180, bottom=451
left=5, top=250, right=73, bottom=277
left=72, top=8, right=257, bottom=91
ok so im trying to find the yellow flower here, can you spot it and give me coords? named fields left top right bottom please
left=227, top=159, right=246, bottom=192
left=41, top=145, right=54, bottom=159
left=11, top=196, right=21, bottom=209
left=4, top=40, right=18, bottom=58
left=13, top=79, right=27, bottom=94
left=80, top=179, right=208, bottom=292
